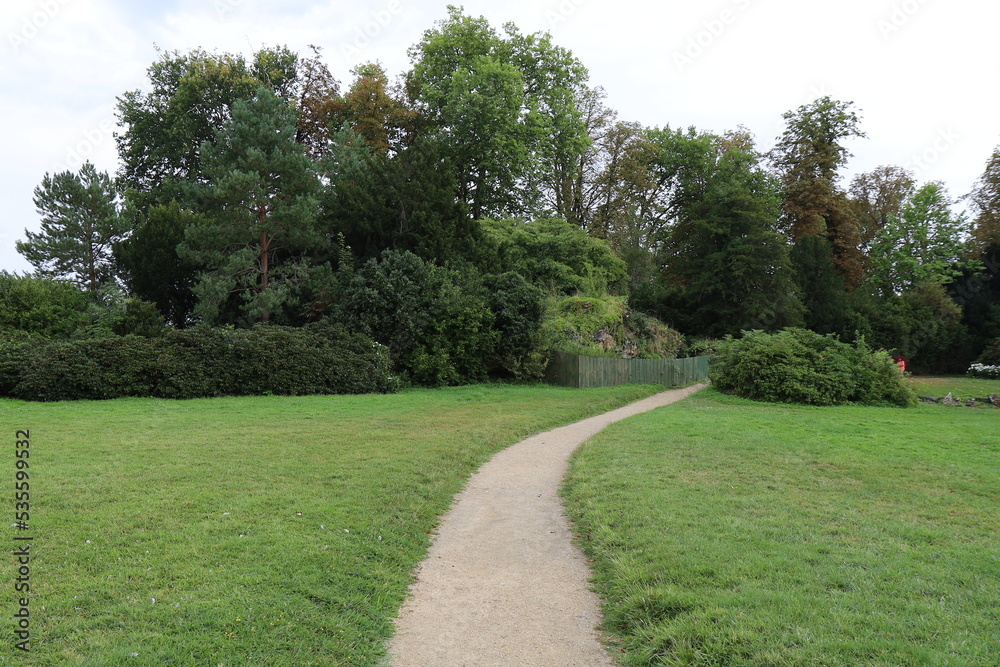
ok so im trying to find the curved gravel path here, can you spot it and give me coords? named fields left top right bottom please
left=388, top=383, right=708, bottom=666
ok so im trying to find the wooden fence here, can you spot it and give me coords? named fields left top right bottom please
left=546, top=351, right=712, bottom=389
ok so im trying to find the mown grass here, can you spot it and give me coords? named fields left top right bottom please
left=0, top=383, right=660, bottom=666
left=910, top=374, right=1000, bottom=399
left=564, top=386, right=1000, bottom=666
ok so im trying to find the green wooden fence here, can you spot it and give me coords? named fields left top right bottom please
left=546, top=351, right=712, bottom=389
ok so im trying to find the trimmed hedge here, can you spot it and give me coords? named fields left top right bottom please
left=3, top=323, right=398, bottom=401
left=709, top=328, right=917, bottom=407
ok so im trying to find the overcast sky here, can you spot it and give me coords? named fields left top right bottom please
left=2, top=0, right=997, bottom=274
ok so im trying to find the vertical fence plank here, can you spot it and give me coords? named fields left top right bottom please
left=547, top=352, right=712, bottom=389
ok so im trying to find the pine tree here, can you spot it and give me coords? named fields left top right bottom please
left=17, top=162, right=126, bottom=292
left=180, top=86, right=323, bottom=324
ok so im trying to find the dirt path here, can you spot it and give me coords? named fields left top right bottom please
left=387, top=383, right=708, bottom=666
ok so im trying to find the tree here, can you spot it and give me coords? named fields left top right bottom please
left=770, top=96, right=867, bottom=288
left=406, top=7, right=589, bottom=220
left=341, top=62, right=417, bottom=157
left=180, top=87, right=323, bottom=324
left=867, top=183, right=976, bottom=295
left=658, top=137, right=803, bottom=337
left=321, top=129, right=477, bottom=265
left=17, top=162, right=126, bottom=292
left=113, top=201, right=202, bottom=327
left=969, top=145, right=1000, bottom=252
left=849, top=165, right=915, bottom=253
left=481, top=217, right=626, bottom=295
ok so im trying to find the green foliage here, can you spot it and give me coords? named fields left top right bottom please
left=0, top=272, right=90, bottom=337
left=407, top=7, right=590, bottom=220
left=709, top=328, right=917, bottom=406
left=482, top=217, right=626, bottom=295
left=867, top=182, right=978, bottom=294
left=867, top=282, right=972, bottom=374
left=114, top=201, right=201, bottom=327
left=541, top=294, right=683, bottom=359
left=17, top=162, right=126, bottom=292
left=321, top=132, right=478, bottom=265
left=334, top=250, right=497, bottom=386
left=7, top=324, right=397, bottom=401
left=481, top=272, right=548, bottom=379
left=181, top=86, right=323, bottom=324
left=976, top=338, right=1000, bottom=365
left=658, top=137, right=803, bottom=336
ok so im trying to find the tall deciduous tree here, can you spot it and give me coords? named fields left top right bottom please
left=180, top=87, right=323, bottom=324
left=17, top=162, right=126, bottom=292
left=770, top=96, right=866, bottom=288
left=867, top=182, right=976, bottom=295
left=969, top=145, right=1000, bottom=252
left=407, top=6, right=589, bottom=220
left=849, top=165, right=916, bottom=253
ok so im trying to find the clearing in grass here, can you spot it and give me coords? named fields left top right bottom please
left=563, top=386, right=999, bottom=666
left=1, top=383, right=660, bottom=666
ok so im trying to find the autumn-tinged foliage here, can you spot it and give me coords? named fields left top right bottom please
left=13, top=8, right=1000, bottom=391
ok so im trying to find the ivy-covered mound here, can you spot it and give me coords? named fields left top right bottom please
left=709, top=328, right=918, bottom=407
left=541, top=294, right=684, bottom=359
left=0, top=323, right=398, bottom=402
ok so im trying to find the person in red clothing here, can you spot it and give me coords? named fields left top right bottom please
left=892, top=355, right=907, bottom=373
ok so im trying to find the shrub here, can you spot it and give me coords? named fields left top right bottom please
left=7, top=324, right=397, bottom=401
left=0, top=272, right=89, bottom=337
left=709, top=328, right=917, bottom=407
left=967, top=363, right=1000, bottom=380
left=334, top=250, right=498, bottom=386
left=541, top=295, right=683, bottom=359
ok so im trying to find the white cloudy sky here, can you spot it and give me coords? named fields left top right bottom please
left=2, top=0, right=997, bottom=274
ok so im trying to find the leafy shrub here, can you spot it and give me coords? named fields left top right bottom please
left=482, top=272, right=547, bottom=379
left=0, top=272, right=89, bottom=337
left=334, top=250, right=498, bottom=386
left=7, top=324, right=397, bottom=401
left=541, top=295, right=683, bottom=359
left=967, top=363, right=1000, bottom=380
left=481, top=218, right=627, bottom=295
left=709, top=328, right=917, bottom=407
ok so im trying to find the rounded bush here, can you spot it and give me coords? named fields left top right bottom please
left=709, top=328, right=917, bottom=407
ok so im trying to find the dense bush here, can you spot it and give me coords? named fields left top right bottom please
left=0, top=272, right=89, bottom=337
left=541, top=294, right=684, bottom=359
left=5, top=324, right=397, bottom=401
left=709, top=328, right=917, bottom=407
left=333, top=251, right=548, bottom=385
left=481, top=218, right=627, bottom=295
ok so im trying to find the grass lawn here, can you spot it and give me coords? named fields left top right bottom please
left=563, top=385, right=1000, bottom=666
left=0, top=383, right=660, bottom=666
left=910, top=374, right=1000, bottom=399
